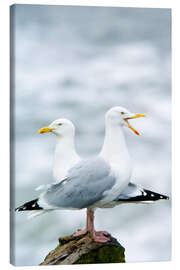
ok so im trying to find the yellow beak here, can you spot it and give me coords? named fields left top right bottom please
left=125, top=114, right=146, bottom=135
left=39, top=126, right=53, bottom=134
left=128, top=113, right=146, bottom=119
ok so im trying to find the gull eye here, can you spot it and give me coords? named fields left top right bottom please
left=58, top=123, right=62, bottom=126
left=121, top=112, right=125, bottom=115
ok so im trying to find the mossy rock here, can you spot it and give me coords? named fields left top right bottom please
left=40, top=232, right=125, bottom=265
left=75, top=245, right=125, bottom=264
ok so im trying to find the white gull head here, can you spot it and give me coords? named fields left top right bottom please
left=39, top=118, right=75, bottom=138
left=105, top=106, right=146, bottom=135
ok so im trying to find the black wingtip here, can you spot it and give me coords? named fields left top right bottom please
left=143, top=189, right=169, bottom=201
left=15, top=199, right=43, bottom=212
left=161, top=194, right=169, bottom=200
left=118, top=188, right=169, bottom=203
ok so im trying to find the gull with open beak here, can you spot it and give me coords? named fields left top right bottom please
left=16, top=106, right=169, bottom=243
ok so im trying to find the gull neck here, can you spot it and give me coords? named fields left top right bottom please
left=53, top=135, right=80, bottom=181
left=100, top=121, right=130, bottom=161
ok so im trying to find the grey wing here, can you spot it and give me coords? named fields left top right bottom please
left=39, top=157, right=116, bottom=209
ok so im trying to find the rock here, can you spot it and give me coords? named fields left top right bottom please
left=39, top=232, right=125, bottom=265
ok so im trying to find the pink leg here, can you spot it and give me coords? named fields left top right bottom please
left=73, top=209, right=89, bottom=237
left=73, top=208, right=110, bottom=243
left=87, top=209, right=110, bottom=243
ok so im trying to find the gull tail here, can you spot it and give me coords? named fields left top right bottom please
left=116, top=182, right=169, bottom=203
left=15, top=199, right=43, bottom=212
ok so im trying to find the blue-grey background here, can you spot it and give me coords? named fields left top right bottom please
left=11, top=4, right=171, bottom=266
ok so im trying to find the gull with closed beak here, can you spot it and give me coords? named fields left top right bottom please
left=16, top=106, right=169, bottom=243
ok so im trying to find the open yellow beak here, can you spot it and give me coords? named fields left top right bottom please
left=128, top=114, right=146, bottom=119
left=124, top=114, right=146, bottom=135
left=39, top=126, right=53, bottom=134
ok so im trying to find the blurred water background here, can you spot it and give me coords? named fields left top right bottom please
left=10, top=4, right=171, bottom=266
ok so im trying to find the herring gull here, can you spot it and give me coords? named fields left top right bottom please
left=15, top=106, right=169, bottom=242
left=28, top=118, right=80, bottom=219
